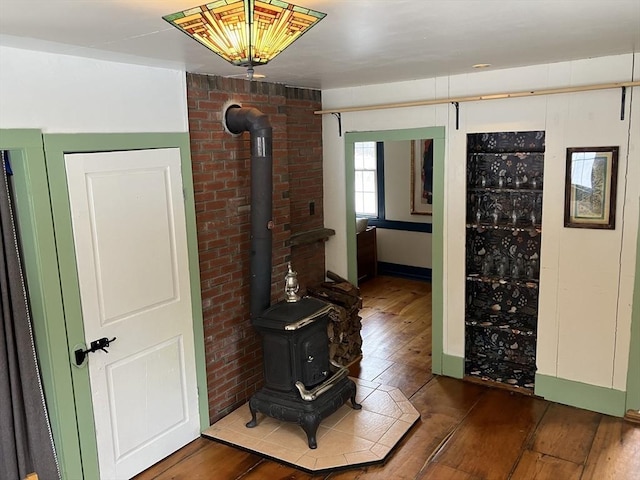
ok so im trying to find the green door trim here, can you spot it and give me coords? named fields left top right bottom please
left=626, top=209, right=640, bottom=412
left=0, top=129, right=83, bottom=479
left=344, top=127, right=445, bottom=374
left=42, top=132, right=208, bottom=479
left=1, top=130, right=208, bottom=479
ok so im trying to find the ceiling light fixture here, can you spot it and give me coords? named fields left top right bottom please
left=472, top=63, right=492, bottom=69
left=163, top=0, right=326, bottom=79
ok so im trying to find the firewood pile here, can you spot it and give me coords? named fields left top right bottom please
left=307, top=271, right=363, bottom=367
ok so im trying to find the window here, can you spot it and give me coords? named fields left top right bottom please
left=354, top=141, right=378, bottom=217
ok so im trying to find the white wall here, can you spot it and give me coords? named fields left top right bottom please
left=377, top=229, right=432, bottom=269
left=323, top=53, right=638, bottom=392
left=0, top=46, right=188, bottom=133
left=377, top=140, right=432, bottom=268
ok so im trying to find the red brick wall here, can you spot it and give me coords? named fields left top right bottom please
left=285, top=89, right=328, bottom=290
left=186, top=73, right=325, bottom=422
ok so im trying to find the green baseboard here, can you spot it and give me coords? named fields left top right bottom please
left=441, top=354, right=464, bottom=378
left=535, top=373, right=626, bottom=417
left=436, top=358, right=626, bottom=417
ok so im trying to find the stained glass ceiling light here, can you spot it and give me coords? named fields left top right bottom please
left=163, top=0, right=326, bottom=76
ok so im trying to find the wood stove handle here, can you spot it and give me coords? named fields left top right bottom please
left=284, top=304, right=335, bottom=331
left=294, top=367, right=349, bottom=401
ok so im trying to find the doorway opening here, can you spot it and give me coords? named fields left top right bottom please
left=344, top=127, right=445, bottom=376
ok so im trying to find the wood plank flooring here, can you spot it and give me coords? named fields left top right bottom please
left=135, top=275, right=640, bottom=480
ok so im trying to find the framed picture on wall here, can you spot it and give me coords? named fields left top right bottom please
left=411, top=139, right=433, bottom=215
left=564, top=146, right=618, bottom=229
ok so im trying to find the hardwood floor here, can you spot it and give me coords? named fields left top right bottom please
left=135, top=275, right=640, bottom=480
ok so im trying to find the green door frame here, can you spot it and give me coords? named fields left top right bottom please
left=0, top=130, right=208, bottom=479
left=1, top=129, right=81, bottom=478
left=344, top=127, right=447, bottom=374
left=626, top=209, right=640, bottom=413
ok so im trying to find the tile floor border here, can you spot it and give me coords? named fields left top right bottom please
left=202, top=379, right=421, bottom=473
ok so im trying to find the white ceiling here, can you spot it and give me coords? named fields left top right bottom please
left=0, top=0, right=638, bottom=90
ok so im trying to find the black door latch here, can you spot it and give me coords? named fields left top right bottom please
left=74, top=337, right=117, bottom=366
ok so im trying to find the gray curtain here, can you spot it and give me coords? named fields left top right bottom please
left=0, top=151, right=60, bottom=480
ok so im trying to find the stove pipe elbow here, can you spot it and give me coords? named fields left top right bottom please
left=225, top=105, right=272, bottom=136
left=223, top=104, right=273, bottom=321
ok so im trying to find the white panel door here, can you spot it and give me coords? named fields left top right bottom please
left=64, top=148, right=200, bottom=479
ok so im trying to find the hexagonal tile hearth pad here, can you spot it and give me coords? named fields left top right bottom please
left=202, top=378, right=420, bottom=473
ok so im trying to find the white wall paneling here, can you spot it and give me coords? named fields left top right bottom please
left=322, top=53, right=638, bottom=395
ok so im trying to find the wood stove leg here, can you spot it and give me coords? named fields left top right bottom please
left=300, top=414, right=321, bottom=449
left=349, top=382, right=362, bottom=410
left=245, top=399, right=258, bottom=428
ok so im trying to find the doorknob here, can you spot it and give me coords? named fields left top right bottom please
left=74, top=337, right=116, bottom=366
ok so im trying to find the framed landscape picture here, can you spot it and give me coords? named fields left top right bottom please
left=564, top=146, right=618, bottom=229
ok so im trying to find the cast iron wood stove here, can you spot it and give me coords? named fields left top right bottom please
left=246, top=269, right=361, bottom=449
left=222, top=104, right=360, bottom=449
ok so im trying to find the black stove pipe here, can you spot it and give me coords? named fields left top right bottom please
left=224, top=105, right=273, bottom=320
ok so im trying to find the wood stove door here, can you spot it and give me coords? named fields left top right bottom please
left=298, top=322, right=330, bottom=387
